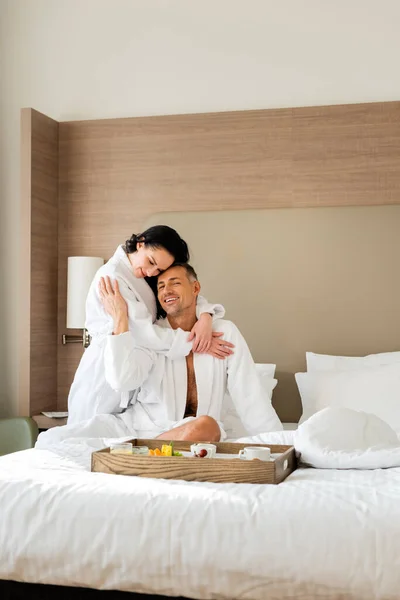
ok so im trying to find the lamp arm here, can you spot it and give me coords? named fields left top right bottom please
left=62, top=329, right=91, bottom=348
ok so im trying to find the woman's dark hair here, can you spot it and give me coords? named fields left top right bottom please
left=125, top=225, right=190, bottom=319
left=124, top=225, right=189, bottom=263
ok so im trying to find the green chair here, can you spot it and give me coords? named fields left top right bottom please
left=0, top=417, right=39, bottom=456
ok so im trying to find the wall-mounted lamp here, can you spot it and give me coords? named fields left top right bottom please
left=62, top=256, right=104, bottom=348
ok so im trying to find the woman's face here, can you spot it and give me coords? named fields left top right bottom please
left=129, top=242, right=175, bottom=278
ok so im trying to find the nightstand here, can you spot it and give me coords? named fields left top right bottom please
left=32, top=415, right=68, bottom=431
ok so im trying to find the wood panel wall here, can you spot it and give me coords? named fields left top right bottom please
left=56, top=101, right=400, bottom=414
left=20, top=101, right=400, bottom=419
left=20, top=109, right=59, bottom=416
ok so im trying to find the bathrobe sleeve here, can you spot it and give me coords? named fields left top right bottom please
left=104, top=332, right=157, bottom=393
left=196, top=296, right=225, bottom=321
left=222, top=322, right=283, bottom=434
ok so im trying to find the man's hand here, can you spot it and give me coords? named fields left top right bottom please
left=188, top=313, right=213, bottom=353
left=98, top=276, right=129, bottom=335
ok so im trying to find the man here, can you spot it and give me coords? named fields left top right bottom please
left=37, top=264, right=281, bottom=448
left=100, top=263, right=282, bottom=441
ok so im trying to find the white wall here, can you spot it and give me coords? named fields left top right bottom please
left=1, top=0, right=399, bottom=416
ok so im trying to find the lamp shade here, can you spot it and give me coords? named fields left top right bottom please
left=66, top=256, right=104, bottom=329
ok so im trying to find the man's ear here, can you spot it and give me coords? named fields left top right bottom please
left=193, top=280, right=201, bottom=297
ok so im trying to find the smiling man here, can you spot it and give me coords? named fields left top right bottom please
left=98, top=263, right=282, bottom=441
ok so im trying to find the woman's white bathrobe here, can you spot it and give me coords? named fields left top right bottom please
left=67, top=245, right=224, bottom=424
left=38, top=320, right=282, bottom=448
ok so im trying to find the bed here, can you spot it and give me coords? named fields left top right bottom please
left=1, top=429, right=400, bottom=600
left=11, top=100, right=400, bottom=599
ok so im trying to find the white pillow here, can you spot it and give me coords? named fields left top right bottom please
left=296, top=362, right=400, bottom=432
left=223, top=364, right=277, bottom=439
left=294, top=407, right=400, bottom=470
left=306, top=351, right=400, bottom=372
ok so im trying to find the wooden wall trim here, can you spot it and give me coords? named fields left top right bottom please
left=19, top=109, right=32, bottom=416
left=19, top=108, right=59, bottom=416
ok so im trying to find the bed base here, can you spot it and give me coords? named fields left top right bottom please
left=0, top=580, right=190, bottom=600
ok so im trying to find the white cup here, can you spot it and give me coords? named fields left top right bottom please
left=190, top=443, right=217, bottom=458
left=239, top=446, right=271, bottom=461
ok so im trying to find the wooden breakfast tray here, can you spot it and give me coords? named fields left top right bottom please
left=91, top=439, right=297, bottom=484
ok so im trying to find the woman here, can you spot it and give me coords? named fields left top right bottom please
left=67, top=225, right=226, bottom=424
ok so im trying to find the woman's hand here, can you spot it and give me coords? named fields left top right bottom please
left=188, top=312, right=235, bottom=359
left=188, top=313, right=213, bottom=353
left=99, top=276, right=129, bottom=334
left=207, top=332, right=235, bottom=360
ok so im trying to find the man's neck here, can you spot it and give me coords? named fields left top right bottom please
left=167, top=311, right=197, bottom=332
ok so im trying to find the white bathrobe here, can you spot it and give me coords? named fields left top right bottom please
left=38, top=319, right=282, bottom=449
left=67, top=245, right=224, bottom=424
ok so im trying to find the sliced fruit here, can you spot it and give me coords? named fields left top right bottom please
left=161, top=444, right=173, bottom=456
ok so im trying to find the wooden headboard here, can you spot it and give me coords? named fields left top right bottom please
left=20, top=101, right=400, bottom=421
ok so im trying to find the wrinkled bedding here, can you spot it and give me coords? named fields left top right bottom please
left=1, top=425, right=400, bottom=599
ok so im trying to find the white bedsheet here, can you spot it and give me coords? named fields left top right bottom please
left=1, top=431, right=400, bottom=599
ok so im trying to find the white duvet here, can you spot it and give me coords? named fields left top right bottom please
left=2, top=420, right=400, bottom=599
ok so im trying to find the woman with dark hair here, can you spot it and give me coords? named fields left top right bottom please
left=67, top=225, right=226, bottom=424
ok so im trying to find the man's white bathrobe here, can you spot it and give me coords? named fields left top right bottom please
left=68, top=245, right=224, bottom=424
left=37, top=319, right=282, bottom=449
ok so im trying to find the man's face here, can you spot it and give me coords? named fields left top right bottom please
left=157, top=266, right=200, bottom=317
